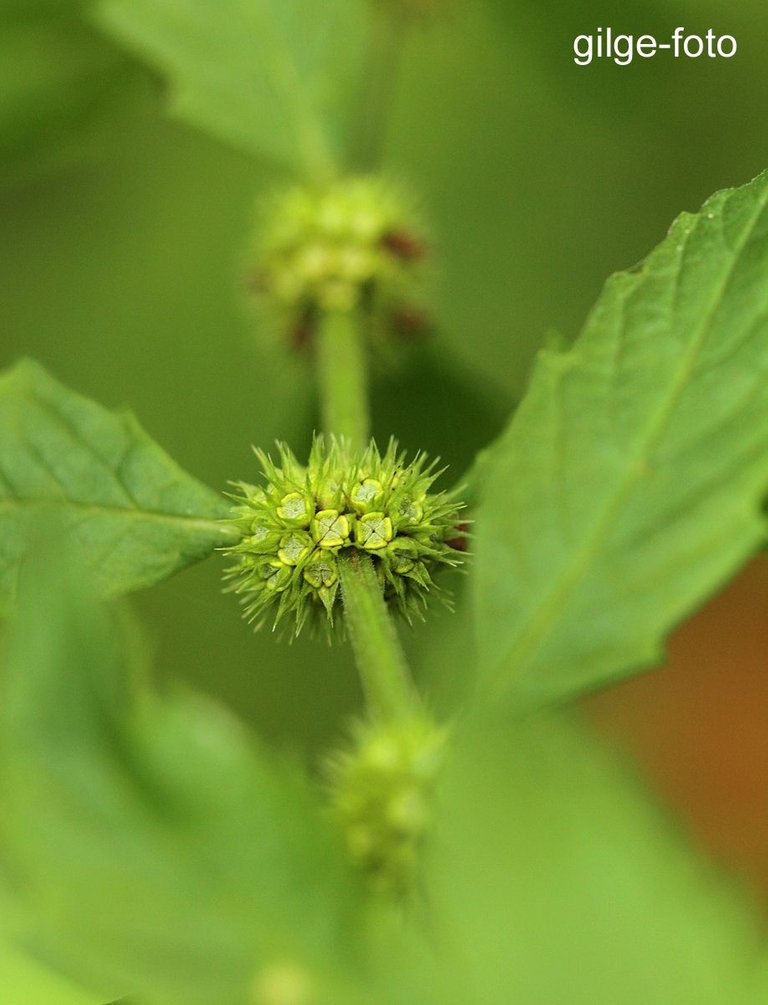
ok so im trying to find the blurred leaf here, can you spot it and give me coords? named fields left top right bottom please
left=0, top=359, right=236, bottom=613
left=94, top=0, right=367, bottom=178
left=0, top=12, right=146, bottom=188
left=427, top=709, right=768, bottom=1004
left=474, top=170, right=768, bottom=703
left=0, top=2, right=85, bottom=15
left=0, top=547, right=364, bottom=1005
left=0, top=930, right=101, bottom=1005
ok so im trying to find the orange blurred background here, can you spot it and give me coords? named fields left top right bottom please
left=586, top=558, right=768, bottom=905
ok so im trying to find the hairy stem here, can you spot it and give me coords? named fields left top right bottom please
left=339, top=551, right=419, bottom=721
left=316, top=309, right=370, bottom=448
left=319, top=310, right=421, bottom=725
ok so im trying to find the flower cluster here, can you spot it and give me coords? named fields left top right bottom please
left=325, top=717, right=446, bottom=894
left=222, top=437, right=464, bottom=636
left=246, top=176, right=429, bottom=349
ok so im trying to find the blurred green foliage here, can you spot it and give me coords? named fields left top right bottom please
left=428, top=708, right=768, bottom=1005
left=96, top=0, right=367, bottom=177
left=0, top=933, right=101, bottom=1005
left=4, top=546, right=768, bottom=1004
left=2, top=544, right=363, bottom=1005
left=0, top=2, right=151, bottom=186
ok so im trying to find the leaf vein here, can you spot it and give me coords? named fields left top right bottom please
left=496, top=181, right=768, bottom=687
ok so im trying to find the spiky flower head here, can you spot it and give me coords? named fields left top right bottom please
left=325, top=717, right=446, bottom=894
left=222, top=436, right=464, bottom=637
left=246, top=176, right=430, bottom=350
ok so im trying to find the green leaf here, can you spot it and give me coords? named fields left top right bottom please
left=474, top=170, right=768, bottom=703
left=0, top=931, right=101, bottom=1005
left=93, top=0, right=367, bottom=179
left=427, top=709, right=768, bottom=1004
left=0, top=359, right=236, bottom=612
left=0, top=547, right=363, bottom=1005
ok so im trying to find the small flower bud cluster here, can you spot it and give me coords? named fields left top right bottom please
left=222, top=436, right=464, bottom=636
left=326, top=717, right=446, bottom=894
left=247, top=177, right=429, bottom=349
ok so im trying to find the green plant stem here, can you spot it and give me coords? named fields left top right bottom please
left=339, top=551, right=419, bottom=722
left=316, top=309, right=369, bottom=448
left=319, top=311, right=421, bottom=725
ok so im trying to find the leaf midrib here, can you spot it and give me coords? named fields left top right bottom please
left=255, top=0, right=335, bottom=179
left=494, top=185, right=768, bottom=687
left=0, top=495, right=236, bottom=539
left=0, top=379, right=235, bottom=540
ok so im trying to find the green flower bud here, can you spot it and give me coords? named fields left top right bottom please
left=276, top=491, right=312, bottom=528
left=262, top=559, right=292, bottom=593
left=325, top=717, right=447, bottom=894
left=383, top=536, right=420, bottom=575
left=349, top=477, right=385, bottom=514
left=303, top=551, right=339, bottom=590
left=277, top=531, right=313, bottom=567
left=355, top=512, right=393, bottom=550
left=222, top=436, right=464, bottom=636
left=310, top=509, right=351, bottom=548
left=245, top=176, right=430, bottom=352
left=245, top=522, right=282, bottom=554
